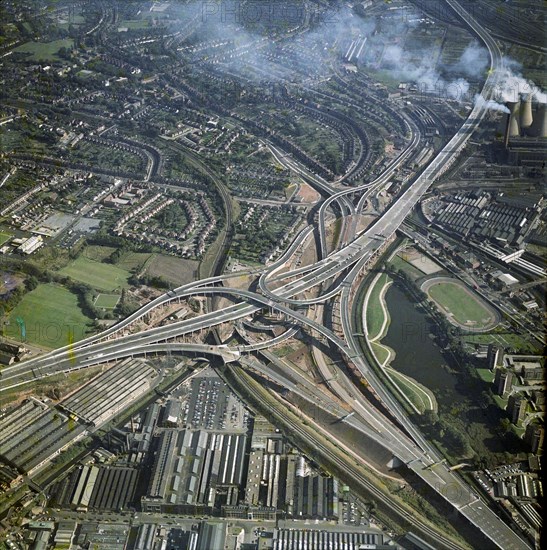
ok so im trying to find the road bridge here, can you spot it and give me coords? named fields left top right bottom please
left=1, top=1, right=532, bottom=547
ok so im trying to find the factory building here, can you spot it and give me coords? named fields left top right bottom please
left=142, top=428, right=248, bottom=512
left=87, top=466, right=138, bottom=510
left=17, top=235, right=44, bottom=255
left=222, top=504, right=276, bottom=520
left=54, top=464, right=138, bottom=511
left=516, top=474, right=535, bottom=500
left=0, top=358, right=158, bottom=478
left=244, top=426, right=338, bottom=519
left=162, top=400, right=182, bottom=427
left=495, top=480, right=508, bottom=499
left=0, top=342, right=27, bottom=365
left=0, top=463, right=20, bottom=490
left=293, top=474, right=338, bottom=519
left=25, top=522, right=54, bottom=550
left=197, top=522, right=226, bottom=550
left=273, top=528, right=390, bottom=550
left=147, top=430, right=178, bottom=501
left=127, top=403, right=160, bottom=464
left=59, top=358, right=157, bottom=427
left=519, top=503, right=542, bottom=532
left=519, top=363, right=543, bottom=381
left=133, top=524, right=157, bottom=550
left=426, top=190, right=536, bottom=246
left=70, top=465, right=99, bottom=510
left=0, top=398, right=86, bottom=475
left=52, top=521, right=77, bottom=549
left=142, top=374, right=249, bottom=514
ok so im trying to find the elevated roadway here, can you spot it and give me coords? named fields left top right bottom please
left=0, top=1, right=531, bottom=547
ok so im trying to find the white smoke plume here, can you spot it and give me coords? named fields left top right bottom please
left=381, top=44, right=471, bottom=102
left=447, top=78, right=469, bottom=100
left=493, top=62, right=547, bottom=104
left=474, top=94, right=510, bottom=113
left=450, top=42, right=489, bottom=78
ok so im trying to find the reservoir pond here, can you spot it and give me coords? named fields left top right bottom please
left=382, top=283, right=459, bottom=402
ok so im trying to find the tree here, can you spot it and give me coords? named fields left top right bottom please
left=24, top=276, right=38, bottom=291
left=499, top=418, right=511, bottom=434
left=107, top=247, right=124, bottom=264
left=58, top=46, right=70, bottom=59
left=422, top=409, right=439, bottom=426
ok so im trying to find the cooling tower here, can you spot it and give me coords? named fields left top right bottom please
left=541, top=104, right=547, bottom=138
left=528, top=104, right=547, bottom=138
left=520, top=94, right=533, bottom=131
left=507, top=101, right=521, bottom=136
left=504, top=101, right=521, bottom=147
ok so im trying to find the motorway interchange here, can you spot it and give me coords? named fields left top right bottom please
left=0, top=1, right=534, bottom=549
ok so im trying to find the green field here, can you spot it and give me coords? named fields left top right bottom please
left=371, top=341, right=391, bottom=366
left=94, top=293, right=120, bottom=309
left=7, top=284, right=92, bottom=348
left=83, top=245, right=150, bottom=271
left=60, top=256, right=130, bottom=291
left=118, top=251, right=151, bottom=271
left=82, top=245, right=117, bottom=261
left=476, top=368, right=495, bottom=384
left=57, top=14, right=85, bottom=29
left=145, top=254, right=199, bottom=285
left=15, top=39, right=74, bottom=60
left=386, top=367, right=436, bottom=414
left=389, top=254, right=426, bottom=282
left=0, top=231, right=12, bottom=246
left=427, top=281, right=495, bottom=328
left=366, top=273, right=391, bottom=341
left=462, top=332, right=541, bottom=354
left=119, top=19, right=149, bottom=29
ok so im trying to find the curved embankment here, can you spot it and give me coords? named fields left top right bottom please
left=363, top=271, right=437, bottom=414
left=421, top=277, right=500, bottom=332
left=364, top=272, right=394, bottom=367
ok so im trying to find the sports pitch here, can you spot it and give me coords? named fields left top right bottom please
left=0, top=231, right=12, bottom=246
left=60, top=256, right=130, bottom=292
left=424, top=279, right=498, bottom=330
left=94, top=293, right=120, bottom=309
left=7, top=283, right=91, bottom=348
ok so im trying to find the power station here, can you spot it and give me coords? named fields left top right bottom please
left=500, top=95, right=547, bottom=169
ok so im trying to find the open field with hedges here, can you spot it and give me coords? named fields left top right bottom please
left=7, top=284, right=92, bottom=348
left=15, top=39, right=74, bottom=60
left=60, top=256, right=131, bottom=291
